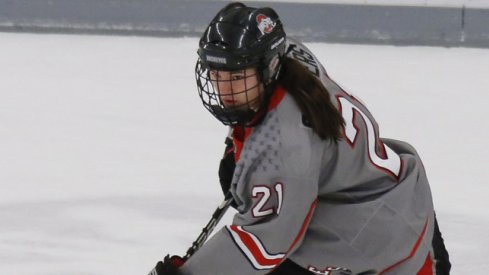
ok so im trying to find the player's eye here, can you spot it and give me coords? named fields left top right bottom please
left=231, top=74, right=245, bottom=81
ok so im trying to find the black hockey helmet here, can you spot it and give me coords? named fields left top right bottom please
left=195, top=2, right=286, bottom=125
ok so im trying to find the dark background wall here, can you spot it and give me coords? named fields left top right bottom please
left=0, top=0, right=487, bottom=48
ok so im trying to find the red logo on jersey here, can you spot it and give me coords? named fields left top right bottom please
left=256, top=14, right=276, bottom=35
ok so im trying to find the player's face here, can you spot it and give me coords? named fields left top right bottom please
left=209, top=68, right=263, bottom=110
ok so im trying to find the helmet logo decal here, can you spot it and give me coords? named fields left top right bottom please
left=256, top=14, right=276, bottom=35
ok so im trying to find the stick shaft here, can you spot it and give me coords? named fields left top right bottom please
left=183, top=194, right=234, bottom=260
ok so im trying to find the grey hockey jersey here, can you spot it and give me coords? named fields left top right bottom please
left=180, top=38, right=435, bottom=275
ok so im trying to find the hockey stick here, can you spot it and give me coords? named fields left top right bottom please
left=147, top=194, right=233, bottom=275
left=182, top=192, right=234, bottom=260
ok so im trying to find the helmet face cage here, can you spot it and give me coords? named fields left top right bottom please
left=195, top=60, right=263, bottom=126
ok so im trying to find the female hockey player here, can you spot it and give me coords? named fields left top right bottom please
left=149, top=2, right=450, bottom=275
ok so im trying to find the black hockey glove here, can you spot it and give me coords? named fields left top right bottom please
left=218, top=137, right=235, bottom=196
left=148, top=255, right=185, bottom=275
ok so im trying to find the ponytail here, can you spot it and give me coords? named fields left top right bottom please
left=278, top=57, right=344, bottom=141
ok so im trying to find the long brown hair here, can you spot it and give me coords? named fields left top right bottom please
left=277, top=57, right=344, bottom=141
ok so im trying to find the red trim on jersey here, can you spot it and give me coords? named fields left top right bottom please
left=228, top=225, right=284, bottom=268
left=267, top=199, right=318, bottom=273
left=227, top=199, right=317, bottom=271
left=267, top=85, right=286, bottom=112
left=379, top=217, right=430, bottom=274
left=232, top=85, right=286, bottom=162
left=417, top=253, right=434, bottom=275
left=286, top=199, right=318, bottom=254
left=232, top=126, right=253, bottom=162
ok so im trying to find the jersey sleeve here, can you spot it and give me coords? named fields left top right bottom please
left=180, top=96, right=327, bottom=275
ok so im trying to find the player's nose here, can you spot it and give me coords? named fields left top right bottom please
left=216, top=80, right=233, bottom=95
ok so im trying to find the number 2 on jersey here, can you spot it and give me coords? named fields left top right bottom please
left=337, top=96, right=401, bottom=178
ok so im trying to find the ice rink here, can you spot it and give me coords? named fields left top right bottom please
left=1, top=32, right=488, bottom=274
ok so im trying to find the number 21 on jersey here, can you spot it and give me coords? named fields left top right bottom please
left=337, top=96, right=401, bottom=179
left=252, top=183, right=284, bottom=218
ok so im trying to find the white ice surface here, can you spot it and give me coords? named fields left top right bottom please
left=0, top=32, right=488, bottom=274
